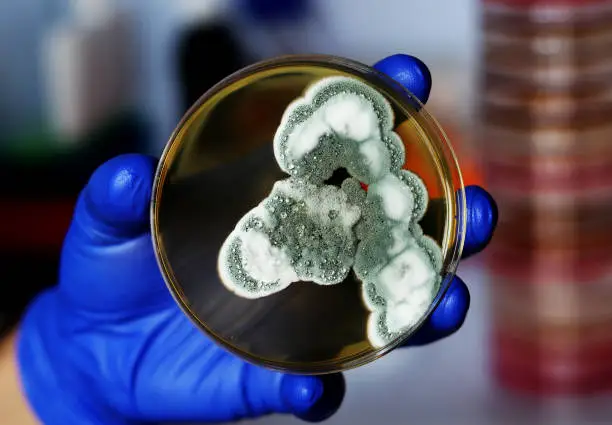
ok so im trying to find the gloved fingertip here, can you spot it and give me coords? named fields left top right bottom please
left=83, top=154, right=157, bottom=236
left=404, top=276, right=470, bottom=347
left=429, top=275, right=470, bottom=333
left=280, top=375, right=323, bottom=414
left=463, top=185, right=498, bottom=258
left=283, top=373, right=345, bottom=422
left=373, top=54, right=432, bottom=104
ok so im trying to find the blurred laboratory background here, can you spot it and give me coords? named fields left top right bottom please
left=1, top=0, right=611, bottom=424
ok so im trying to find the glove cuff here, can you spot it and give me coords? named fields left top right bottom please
left=17, top=288, right=131, bottom=425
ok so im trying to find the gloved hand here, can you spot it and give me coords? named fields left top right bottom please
left=17, top=54, right=498, bottom=425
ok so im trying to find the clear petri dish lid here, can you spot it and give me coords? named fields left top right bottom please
left=151, top=55, right=466, bottom=374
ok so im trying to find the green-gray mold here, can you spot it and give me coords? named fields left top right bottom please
left=218, top=76, right=443, bottom=348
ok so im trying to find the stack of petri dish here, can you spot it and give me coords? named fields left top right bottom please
left=480, top=0, right=612, bottom=394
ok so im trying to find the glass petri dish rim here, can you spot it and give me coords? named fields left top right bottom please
left=150, top=54, right=467, bottom=375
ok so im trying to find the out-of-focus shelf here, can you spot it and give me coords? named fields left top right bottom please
left=249, top=260, right=612, bottom=425
left=0, top=113, right=149, bottom=337
left=0, top=113, right=148, bottom=197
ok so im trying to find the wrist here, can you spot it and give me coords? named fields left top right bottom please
left=0, top=329, right=40, bottom=424
left=17, top=288, right=133, bottom=425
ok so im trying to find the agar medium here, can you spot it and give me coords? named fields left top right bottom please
left=151, top=55, right=466, bottom=374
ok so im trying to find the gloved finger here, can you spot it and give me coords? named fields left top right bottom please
left=402, top=275, right=470, bottom=347
left=137, top=331, right=346, bottom=423
left=373, top=54, right=432, bottom=104
left=59, top=154, right=173, bottom=314
left=202, top=362, right=345, bottom=422
left=236, top=367, right=345, bottom=422
left=462, top=185, right=498, bottom=259
left=421, top=187, right=498, bottom=259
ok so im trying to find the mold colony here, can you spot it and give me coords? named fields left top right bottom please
left=218, top=76, right=442, bottom=348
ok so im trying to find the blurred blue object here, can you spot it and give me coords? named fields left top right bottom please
left=239, top=0, right=311, bottom=22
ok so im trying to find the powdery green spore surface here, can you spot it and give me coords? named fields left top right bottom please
left=217, top=76, right=443, bottom=348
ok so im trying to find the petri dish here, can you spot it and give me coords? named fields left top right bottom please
left=151, top=55, right=466, bottom=374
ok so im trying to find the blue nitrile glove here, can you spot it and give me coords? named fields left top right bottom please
left=17, top=54, right=498, bottom=425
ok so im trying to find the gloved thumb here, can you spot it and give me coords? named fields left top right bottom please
left=59, top=154, right=173, bottom=314
left=73, top=153, right=157, bottom=242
